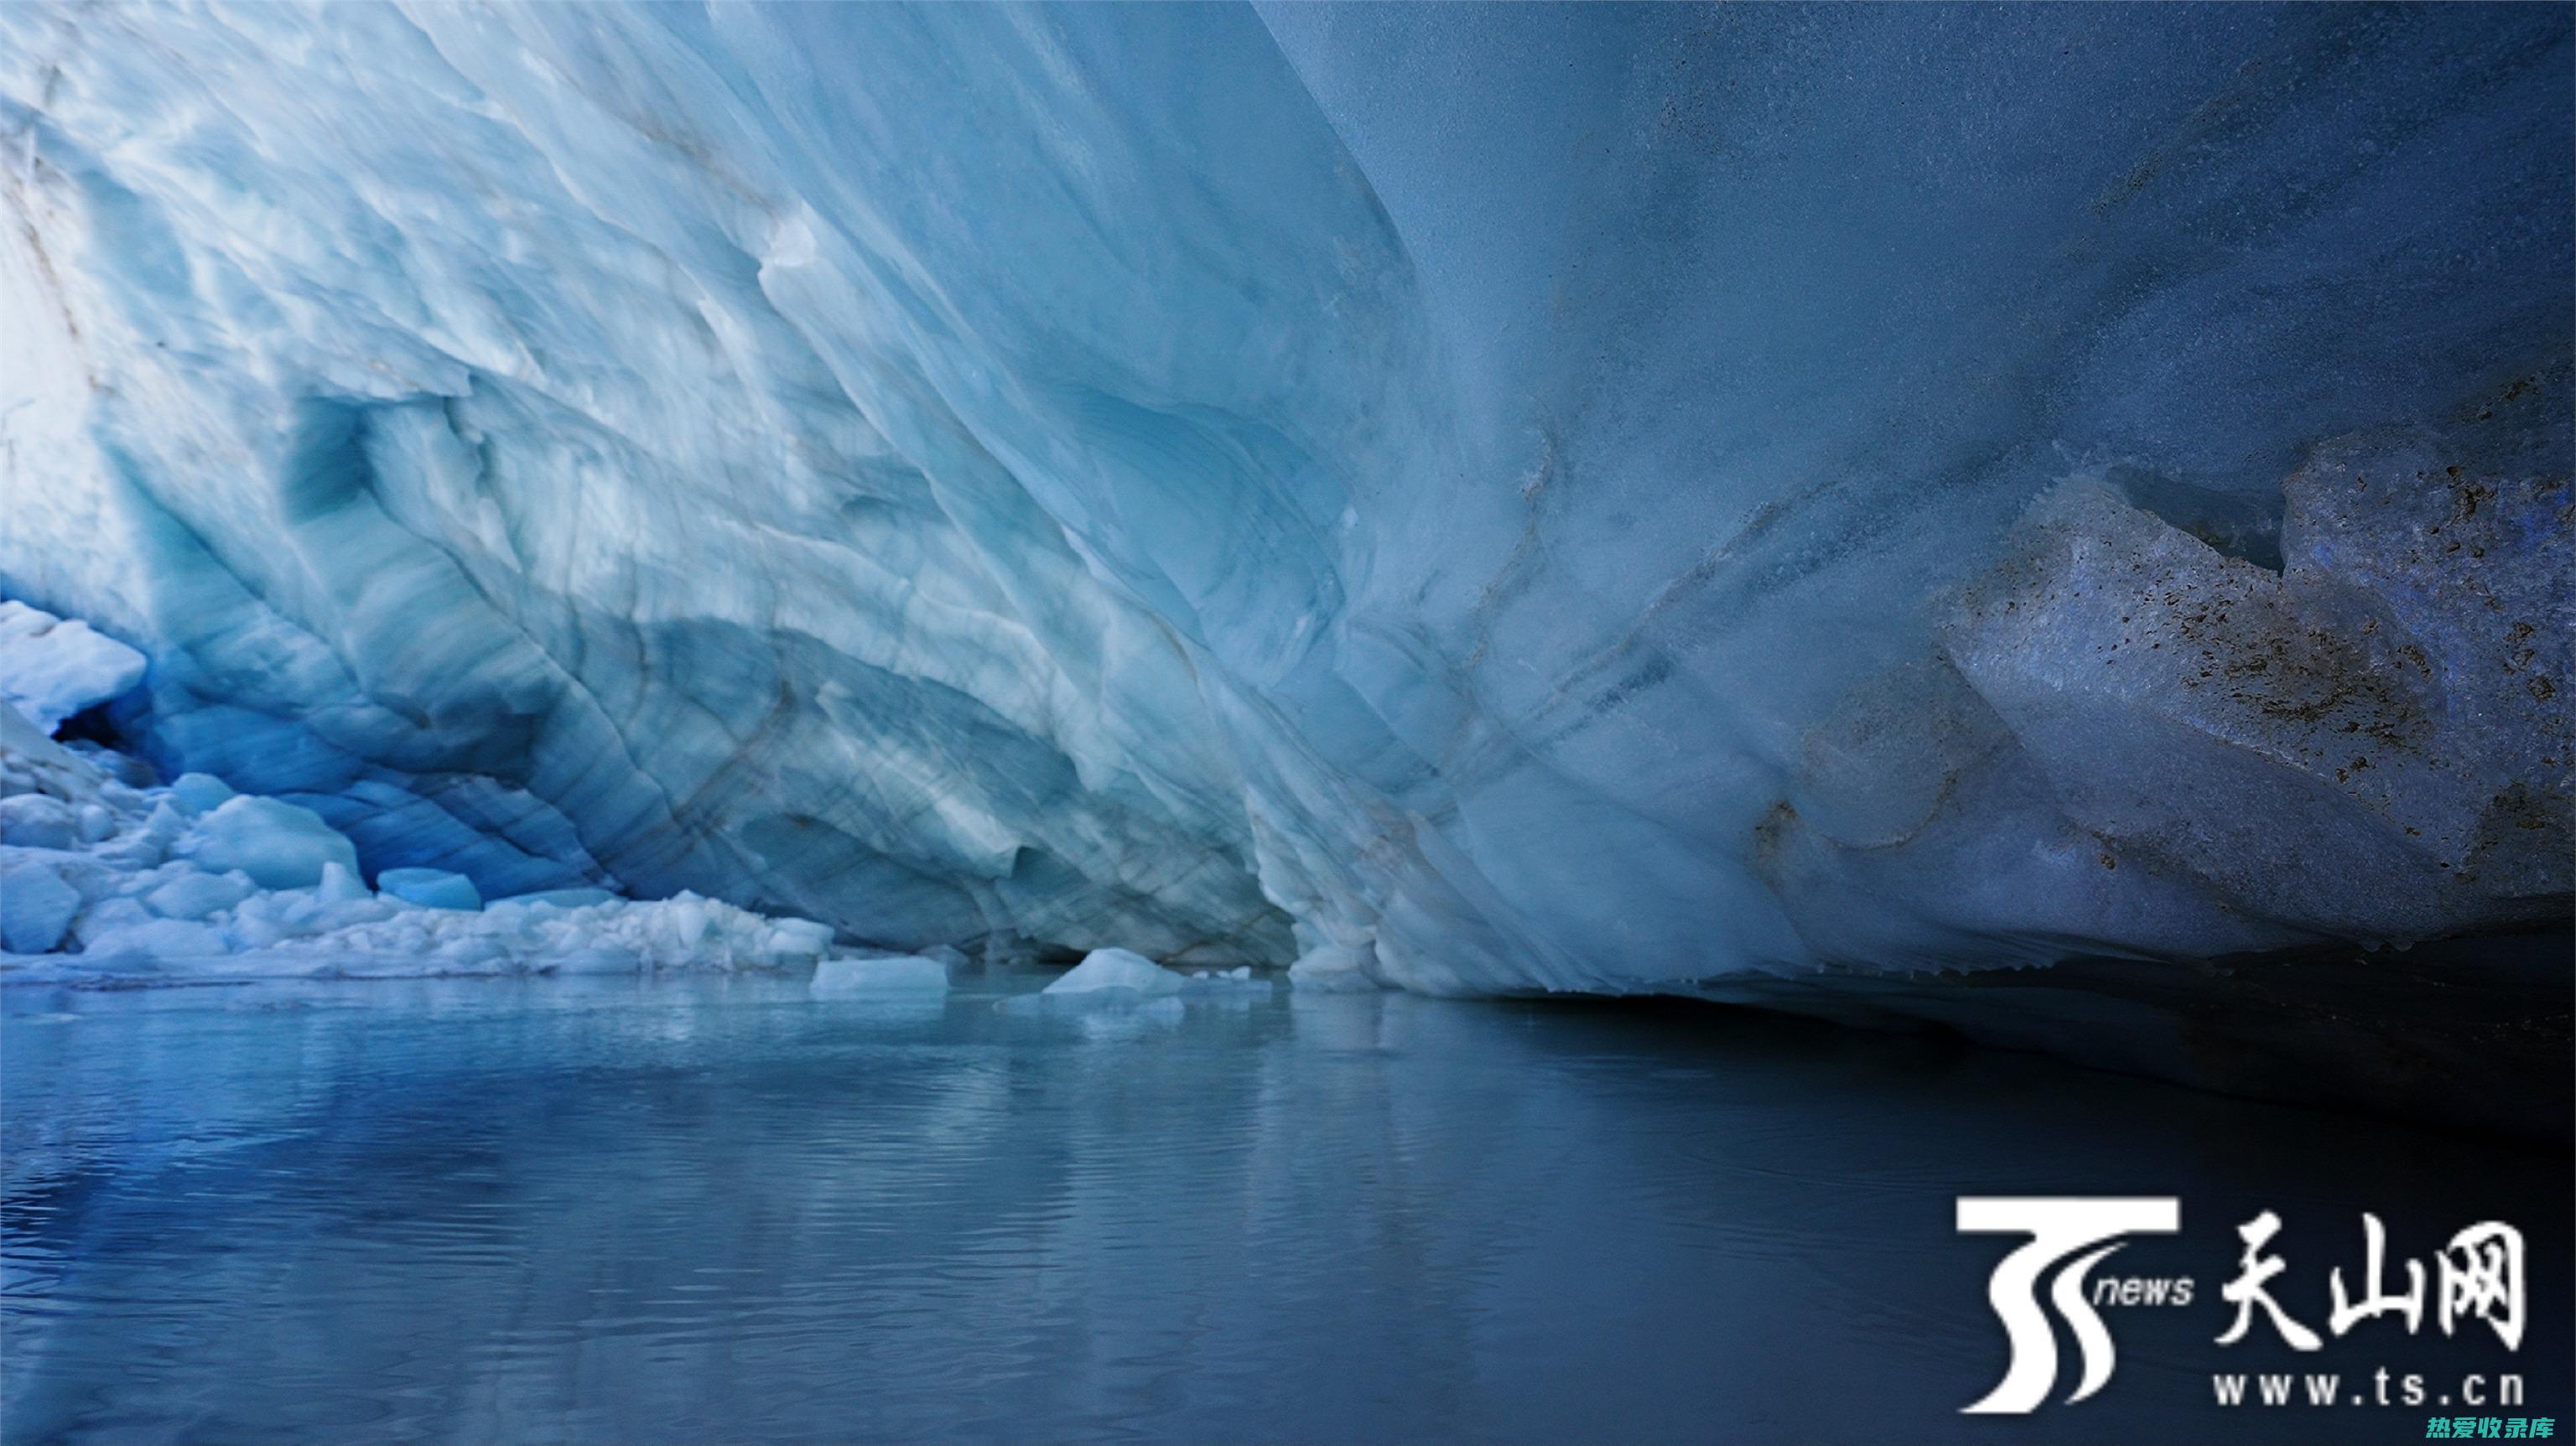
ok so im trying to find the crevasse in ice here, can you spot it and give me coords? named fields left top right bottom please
left=1, top=4, right=2567, bottom=995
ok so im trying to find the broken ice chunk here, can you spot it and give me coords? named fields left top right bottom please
left=168, top=773, right=237, bottom=816
left=82, top=916, right=227, bottom=961
left=316, top=861, right=371, bottom=903
left=761, top=917, right=834, bottom=959
left=0, top=600, right=147, bottom=732
left=496, top=887, right=619, bottom=910
left=1042, top=946, right=1186, bottom=996
left=811, top=954, right=951, bottom=994
left=174, top=796, right=360, bottom=889
left=0, top=795, right=77, bottom=849
left=377, top=867, right=482, bottom=911
left=1, top=862, right=80, bottom=952
left=74, top=803, right=114, bottom=843
left=143, top=869, right=257, bottom=921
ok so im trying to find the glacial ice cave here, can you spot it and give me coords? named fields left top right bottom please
left=1, top=3, right=2568, bottom=1121
left=4, top=8, right=2573, bottom=1445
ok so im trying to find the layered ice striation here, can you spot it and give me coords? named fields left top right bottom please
left=0, top=5, right=2568, bottom=1005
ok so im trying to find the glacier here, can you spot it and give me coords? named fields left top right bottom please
left=1, top=3, right=2568, bottom=1031
left=1, top=657, right=846, bottom=982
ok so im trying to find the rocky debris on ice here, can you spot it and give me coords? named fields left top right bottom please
left=1746, top=422, right=2573, bottom=972
left=0, top=600, right=146, bottom=733
left=0, top=702, right=841, bottom=983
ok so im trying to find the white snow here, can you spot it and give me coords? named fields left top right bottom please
left=0, top=601, right=146, bottom=732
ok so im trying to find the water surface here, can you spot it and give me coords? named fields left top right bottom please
left=4, top=971, right=2565, bottom=1443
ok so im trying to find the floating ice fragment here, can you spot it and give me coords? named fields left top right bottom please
left=811, top=955, right=951, bottom=994
left=1043, top=947, right=1187, bottom=997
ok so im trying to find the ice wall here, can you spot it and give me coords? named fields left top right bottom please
left=1, top=3, right=2566, bottom=993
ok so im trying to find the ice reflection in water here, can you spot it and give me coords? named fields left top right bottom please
left=3, top=972, right=2565, bottom=1444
